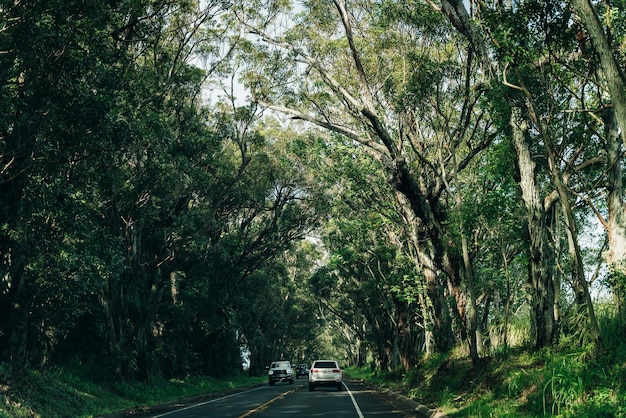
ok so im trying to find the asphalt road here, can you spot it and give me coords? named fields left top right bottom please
left=143, top=379, right=418, bottom=418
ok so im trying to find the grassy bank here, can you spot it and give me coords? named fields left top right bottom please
left=347, top=343, right=625, bottom=417
left=345, top=307, right=626, bottom=417
left=0, top=364, right=265, bottom=418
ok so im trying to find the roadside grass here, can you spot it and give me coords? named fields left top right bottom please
left=346, top=342, right=625, bottom=417
left=0, top=363, right=266, bottom=418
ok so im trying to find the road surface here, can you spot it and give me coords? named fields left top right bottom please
left=143, top=380, right=418, bottom=418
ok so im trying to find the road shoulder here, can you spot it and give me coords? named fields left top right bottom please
left=346, top=378, right=448, bottom=418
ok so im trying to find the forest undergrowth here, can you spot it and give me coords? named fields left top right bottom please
left=348, top=312, right=626, bottom=417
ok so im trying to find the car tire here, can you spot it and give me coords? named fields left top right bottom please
left=308, top=383, right=315, bottom=391
left=269, top=380, right=275, bottom=386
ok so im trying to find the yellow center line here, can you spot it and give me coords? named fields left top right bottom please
left=237, top=384, right=304, bottom=418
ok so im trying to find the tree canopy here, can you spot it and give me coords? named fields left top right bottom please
left=0, top=0, right=625, bottom=385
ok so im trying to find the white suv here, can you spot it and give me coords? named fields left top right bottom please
left=268, top=360, right=294, bottom=386
left=308, top=359, right=343, bottom=391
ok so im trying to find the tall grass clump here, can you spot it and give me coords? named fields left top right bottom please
left=542, top=356, right=585, bottom=415
left=538, top=299, right=626, bottom=417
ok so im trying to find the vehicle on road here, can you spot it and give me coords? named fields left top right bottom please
left=296, top=364, right=309, bottom=378
left=268, top=360, right=294, bottom=386
left=308, top=359, right=343, bottom=391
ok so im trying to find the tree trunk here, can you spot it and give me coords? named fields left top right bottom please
left=2, top=253, right=30, bottom=374
left=501, top=239, right=512, bottom=350
left=395, top=190, right=452, bottom=353
left=8, top=275, right=30, bottom=374
left=450, top=143, right=480, bottom=364
left=603, top=109, right=626, bottom=308
left=521, top=88, right=603, bottom=349
left=99, top=277, right=127, bottom=380
left=396, top=307, right=419, bottom=370
left=568, top=0, right=626, bottom=148
left=510, top=108, right=556, bottom=348
left=392, top=164, right=462, bottom=352
left=549, top=160, right=602, bottom=349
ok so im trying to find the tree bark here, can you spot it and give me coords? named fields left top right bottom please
left=518, top=81, right=603, bottom=349
left=510, top=108, right=556, bottom=348
left=547, top=152, right=602, bottom=349
left=449, top=143, right=480, bottom=363
left=603, top=109, right=626, bottom=304
left=394, top=191, right=452, bottom=353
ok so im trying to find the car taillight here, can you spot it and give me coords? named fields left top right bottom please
left=311, top=369, right=318, bottom=373
left=332, top=369, right=340, bottom=373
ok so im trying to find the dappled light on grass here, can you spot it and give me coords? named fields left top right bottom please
left=344, top=334, right=626, bottom=418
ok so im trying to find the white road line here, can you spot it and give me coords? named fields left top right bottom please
left=150, top=386, right=266, bottom=417
left=152, top=382, right=364, bottom=418
left=342, top=382, right=365, bottom=418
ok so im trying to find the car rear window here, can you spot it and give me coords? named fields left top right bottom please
left=271, top=361, right=290, bottom=368
left=313, top=361, right=338, bottom=368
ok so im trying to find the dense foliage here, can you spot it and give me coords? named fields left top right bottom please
left=1, top=0, right=626, bottom=415
left=0, top=0, right=322, bottom=381
left=237, top=0, right=626, bottom=368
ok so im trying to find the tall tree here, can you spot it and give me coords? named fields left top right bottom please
left=237, top=0, right=495, bottom=357
left=0, top=0, right=139, bottom=372
left=477, top=0, right=607, bottom=348
left=432, top=0, right=609, bottom=348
